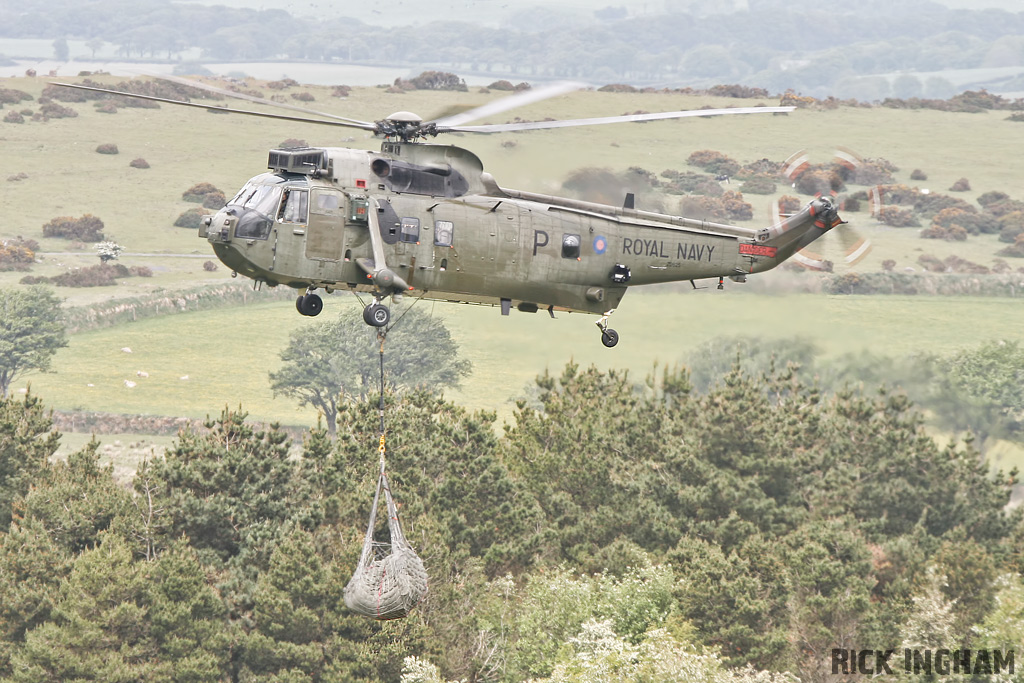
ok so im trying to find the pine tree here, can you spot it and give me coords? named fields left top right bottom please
left=9, top=536, right=152, bottom=682
left=0, top=391, right=61, bottom=529
left=145, top=538, right=232, bottom=682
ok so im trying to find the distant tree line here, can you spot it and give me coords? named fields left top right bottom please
left=5, top=0, right=1024, bottom=98
left=1, top=338, right=1024, bottom=680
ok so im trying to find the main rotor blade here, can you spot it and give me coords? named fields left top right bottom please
left=442, top=105, right=795, bottom=133
left=428, top=80, right=584, bottom=127
left=140, top=72, right=375, bottom=127
left=50, top=82, right=378, bottom=132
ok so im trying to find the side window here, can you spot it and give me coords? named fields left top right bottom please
left=278, top=189, right=308, bottom=224
left=310, top=189, right=343, bottom=216
left=434, top=220, right=454, bottom=247
left=562, top=233, right=581, bottom=259
left=400, top=217, right=420, bottom=243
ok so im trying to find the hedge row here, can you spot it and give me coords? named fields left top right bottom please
left=62, top=281, right=295, bottom=334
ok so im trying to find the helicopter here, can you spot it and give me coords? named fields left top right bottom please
left=56, top=77, right=851, bottom=347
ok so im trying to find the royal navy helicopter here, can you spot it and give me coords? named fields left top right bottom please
left=56, top=78, right=849, bottom=347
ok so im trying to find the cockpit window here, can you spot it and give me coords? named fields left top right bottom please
left=245, top=185, right=283, bottom=217
left=278, top=189, right=308, bottom=224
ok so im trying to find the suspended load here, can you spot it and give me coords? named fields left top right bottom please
left=344, top=467, right=428, bottom=620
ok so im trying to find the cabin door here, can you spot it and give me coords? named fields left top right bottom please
left=305, top=188, right=345, bottom=261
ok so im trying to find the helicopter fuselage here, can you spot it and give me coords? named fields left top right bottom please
left=200, top=141, right=838, bottom=318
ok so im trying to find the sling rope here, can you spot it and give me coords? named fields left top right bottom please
left=343, top=323, right=428, bottom=620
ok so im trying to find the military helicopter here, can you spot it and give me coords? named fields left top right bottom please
left=56, top=78, right=849, bottom=347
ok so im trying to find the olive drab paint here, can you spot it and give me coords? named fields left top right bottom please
left=199, top=140, right=843, bottom=345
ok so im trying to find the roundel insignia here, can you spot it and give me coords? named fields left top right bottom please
left=593, top=235, right=608, bottom=255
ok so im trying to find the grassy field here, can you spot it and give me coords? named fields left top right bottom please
left=2, top=75, right=1022, bottom=292
left=3, top=76, right=1024, bottom=470
left=22, top=289, right=1024, bottom=419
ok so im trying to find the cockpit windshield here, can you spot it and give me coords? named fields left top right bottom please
left=229, top=182, right=283, bottom=216
left=229, top=175, right=288, bottom=240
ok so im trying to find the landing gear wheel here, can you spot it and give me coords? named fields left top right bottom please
left=601, top=329, right=619, bottom=348
left=298, top=293, right=323, bottom=316
left=363, top=303, right=390, bottom=327
left=296, top=295, right=305, bottom=314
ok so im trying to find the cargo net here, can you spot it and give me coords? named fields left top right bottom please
left=344, top=468, right=428, bottom=620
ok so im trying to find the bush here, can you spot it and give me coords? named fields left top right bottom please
left=707, top=84, right=770, bottom=98
left=997, top=234, right=1024, bottom=258
left=721, top=190, right=753, bottom=221
left=949, top=177, right=971, bottom=191
left=203, top=260, right=218, bottom=272
left=96, top=143, right=118, bottom=155
left=686, top=150, right=740, bottom=176
left=851, top=160, right=896, bottom=185
left=42, top=214, right=105, bottom=241
left=201, top=191, right=226, bottom=209
left=999, top=217, right=1024, bottom=244
left=94, top=101, right=118, bottom=114
left=182, top=182, right=222, bottom=202
left=598, top=83, right=638, bottom=93
left=266, top=79, right=297, bottom=90
left=910, top=169, right=928, bottom=181
left=920, top=224, right=968, bottom=241
left=0, top=238, right=36, bottom=271
left=876, top=206, right=920, bottom=227
left=403, top=71, right=467, bottom=91
left=331, top=85, right=351, bottom=97
left=18, top=275, right=48, bottom=285
left=129, top=158, right=150, bottom=169
left=278, top=138, right=307, bottom=148
left=0, top=88, right=33, bottom=105
left=660, top=170, right=716, bottom=195
left=38, top=102, right=77, bottom=119
left=290, top=92, right=314, bottom=102
left=3, top=110, right=24, bottom=124
left=488, top=80, right=516, bottom=91
left=174, top=208, right=212, bottom=229
left=795, top=166, right=844, bottom=195
left=978, top=191, right=1010, bottom=209
left=739, top=176, right=776, bottom=194
left=777, top=195, right=802, bottom=214
left=129, top=266, right=153, bottom=277
left=50, top=264, right=120, bottom=287
left=932, top=207, right=998, bottom=235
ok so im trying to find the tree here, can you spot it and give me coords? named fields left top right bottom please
left=0, top=391, right=61, bottom=529
left=51, top=38, right=68, bottom=62
left=0, top=287, right=68, bottom=398
left=269, top=306, right=471, bottom=437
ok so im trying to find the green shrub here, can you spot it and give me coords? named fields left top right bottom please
left=38, top=102, right=77, bottom=119
left=201, top=191, right=226, bottom=209
left=182, top=182, right=222, bottom=202
left=42, top=214, right=105, bottom=241
left=129, top=158, right=150, bottom=169
left=739, top=176, right=776, bottom=194
left=0, top=238, right=36, bottom=271
left=687, top=150, right=740, bottom=176
left=174, top=208, right=212, bottom=229
left=95, top=143, right=118, bottom=154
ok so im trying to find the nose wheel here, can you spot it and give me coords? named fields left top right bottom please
left=595, top=310, right=618, bottom=348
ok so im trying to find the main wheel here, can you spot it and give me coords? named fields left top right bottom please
left=363, top=303, right=390, bottom=327
left=299, top=293, right=323, bottom=316
left=295, top=295, right=305, bottom=315
left=601, top=329, right=619, bottom=348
